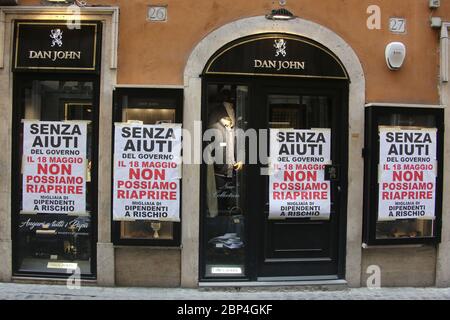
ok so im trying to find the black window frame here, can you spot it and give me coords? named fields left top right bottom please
left=111, top=88, right=183, bottom=247
left=11, top=72, right=101, bottom=280
left=363, top=106, right=444, bottom=246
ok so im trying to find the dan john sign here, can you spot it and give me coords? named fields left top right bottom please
left=13, top=21, right=101, bottom=72
left=204, top=34, right=348, bottom=79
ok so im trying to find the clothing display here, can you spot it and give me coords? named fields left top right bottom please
left=206, top=99, right=239, bottom=217
left=208, top=233, right=244, bottom=250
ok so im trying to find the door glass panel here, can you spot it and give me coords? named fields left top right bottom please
left=269, top=95, right=331, bottom=129
left=203, top=84, right=248, bottom=278
left=265, top=94, right=334, bottom=264
left=16, top=79, right=95, bottom=275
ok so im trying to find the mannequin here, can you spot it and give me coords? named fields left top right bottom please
left=208, top=101, right=236, bottom=177
left=206, top=89, right=237, bottom=217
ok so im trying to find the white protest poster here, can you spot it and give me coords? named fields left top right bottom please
left=113, top=123, right=182, bottom=222
left=378, top=127, right=437, bottom=221
left=22, top=120, right=88, bottom=215
left=269, top=128, right=331, bottom=220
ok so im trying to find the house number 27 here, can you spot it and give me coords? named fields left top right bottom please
left=389, top=18, right=406, bottom=34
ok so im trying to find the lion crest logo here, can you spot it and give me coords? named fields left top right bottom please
left=50, top=29, right=63, bottom=48
left=274, top=39, right=287, bottom=57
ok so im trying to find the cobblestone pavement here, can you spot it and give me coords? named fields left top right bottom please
left=0, top=283, right=450, bottom=300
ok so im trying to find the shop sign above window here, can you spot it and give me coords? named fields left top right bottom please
left=203, top=33, right=348, bottom=80
left=13, top=21, right=101, bottom=72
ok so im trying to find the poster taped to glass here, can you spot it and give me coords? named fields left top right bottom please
left=269, top=128, right=332, bottom=220
left=21, top=120, right=88, bottom=215
left=113, top=123, right=182, bottom=222
left=378, top=126, right=437, bottom=221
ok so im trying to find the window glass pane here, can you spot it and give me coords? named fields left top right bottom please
left=376, top=113, right=436, bottom=239
left=17, top=80, right=94, bottom=275
left=269, top=95, right=331, bottom=129
left=204, top=84, right=248, bottom=277
left=118, top=94, right=177, bottom=240
left=121, top=221, right=174, bottom=240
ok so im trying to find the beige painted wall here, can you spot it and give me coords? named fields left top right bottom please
left=361, top=247, right=437, bottom=287
left=436, top=33, right=450, bottom=287
left=115, top=248, right=181, bottom=287
left=2, top=1, right=449, bottom=288
left=19, top=0, right=450, bottom=104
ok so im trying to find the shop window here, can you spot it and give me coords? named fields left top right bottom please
left=12, top=76, right=98, bottom=277
left=201, top=84, right=249, bottom=279
left=112, top=88, right=183, bottom=246
left=363, top=106, right=444, bottom=245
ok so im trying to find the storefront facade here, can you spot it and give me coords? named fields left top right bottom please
left=0, top=0, right=450, bottom=288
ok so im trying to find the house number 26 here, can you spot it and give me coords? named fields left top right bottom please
left=148, top=6, right=168, bottom=22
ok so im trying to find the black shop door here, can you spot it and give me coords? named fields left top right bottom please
left=249, top=82, right=348, bottom=280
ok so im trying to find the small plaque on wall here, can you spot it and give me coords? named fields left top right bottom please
left=389, top=18, right=407, bottom=34
left=148, top=6, right=168, bottom=22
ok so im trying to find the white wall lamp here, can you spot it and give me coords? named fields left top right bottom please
left=44, top=0, right=71, bottom=3
left=265, top=8, right=296, bottom=21
left=385, top=42, right=406, bottom=71
left=43, top=0, right=87, bottom=6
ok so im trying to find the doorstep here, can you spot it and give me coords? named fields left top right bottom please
left=12, top=276, right=97, bottom=287
left=199, top=279, right=348, bottom=291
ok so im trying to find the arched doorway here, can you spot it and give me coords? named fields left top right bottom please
left=182, top=16, right=365, bottom=287
left=200, top=33, right=348, bottom=281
